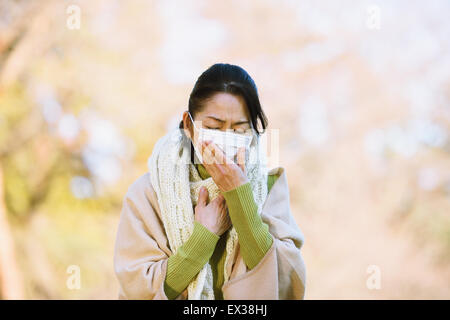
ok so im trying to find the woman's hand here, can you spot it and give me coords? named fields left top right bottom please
left=194, top=186, right=231, bottom=236
left=200, top=140, right=248, bottom=192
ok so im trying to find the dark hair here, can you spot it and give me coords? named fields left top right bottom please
left=179, top=63, right=268, bottom=135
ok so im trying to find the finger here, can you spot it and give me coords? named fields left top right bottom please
left=211, top=141, right=226, bottom=165
left=209, top=141, right=244, bottom=176
left=202, top=141, right=225, bottom=176
left=197, top=186, right=208, bottom=207
left=223, top=204, right=229, bottom=216
left=213, top=194, right=224, bottom=205
left=207, top=142, right=230, bottom=173
left=202, top=140, right=216, bottom=166
left=225, top=212, right=232, bottom=228
left=237, top=147, right=246, bottom=173
left=224, top=214, right=231, bottom=229
left=207, top=141, right=225, bottom=166
left=220, top=203, right=228, bottom=217
left=201, top=143, right=221, bottom=180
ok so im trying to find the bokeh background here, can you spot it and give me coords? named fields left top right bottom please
left=0, top=0, right=449, bottom=299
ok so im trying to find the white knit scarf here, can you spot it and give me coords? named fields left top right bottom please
left=147, top=127, right=268, bottom=300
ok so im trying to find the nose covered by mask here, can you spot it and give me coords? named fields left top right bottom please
left=188, top=112, right=253, bottom=165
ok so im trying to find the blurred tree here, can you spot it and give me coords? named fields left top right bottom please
left=0, top=0, right=68, bottom=299
left=0, top=166, right=23, bottom=299
left=0, top=0, right=40, bottom=300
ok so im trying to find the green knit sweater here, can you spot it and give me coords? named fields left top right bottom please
left=163, top=164, right=277, bottom=300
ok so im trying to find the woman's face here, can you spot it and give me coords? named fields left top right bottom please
left=183, top=92, right=252, bottom=143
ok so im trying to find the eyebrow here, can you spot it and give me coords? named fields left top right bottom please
left=206, top=116, right=225, bottom=123
left=206, top=116, right=249, bottom=125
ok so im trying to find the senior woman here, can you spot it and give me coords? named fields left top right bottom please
left=113, top=63, right=306, bottom=300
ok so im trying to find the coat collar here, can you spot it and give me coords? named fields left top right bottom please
left=262, top=166, right=305, bottom=249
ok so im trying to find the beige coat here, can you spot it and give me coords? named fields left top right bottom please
left=113, top=166, right=306, bottom=300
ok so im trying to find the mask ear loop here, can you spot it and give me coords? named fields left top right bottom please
left=187, top=111, right=198, bottom=133
left=188, top=111, right=204, bottom=149
left=187, top=111, right=203, bottom=165
left=247, top=122, right=257, bottom=148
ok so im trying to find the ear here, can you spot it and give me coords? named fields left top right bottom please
left=182, top=111, right=193, bottom=140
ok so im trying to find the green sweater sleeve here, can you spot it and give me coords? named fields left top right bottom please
left=222, top=182, right=274, bottom=270
left=164, top=221, right=220, bottom=299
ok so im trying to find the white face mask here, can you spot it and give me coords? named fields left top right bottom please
left=188, top=111, right=253, bottom=164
